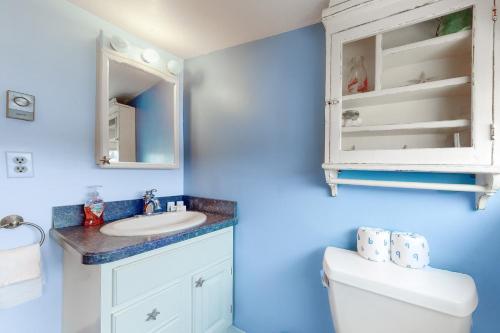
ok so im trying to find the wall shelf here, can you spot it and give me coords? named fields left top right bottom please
left=323, top=0, right=497, bottom=210
left=383, top=30, right=472, bottom=69
left=343, top=76, right=470, bottom=108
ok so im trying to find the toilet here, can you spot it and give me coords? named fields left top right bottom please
left=322, top=247, right=478, bottom=333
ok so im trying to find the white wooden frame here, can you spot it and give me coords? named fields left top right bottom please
left=96, top=34, right=180, bottom=169
left=330, top=0, right=492, bottom=166
left=322, top=0, right=500, bottom=209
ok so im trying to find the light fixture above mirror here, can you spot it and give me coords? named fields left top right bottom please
left=95, top=31, right=181, bottom=169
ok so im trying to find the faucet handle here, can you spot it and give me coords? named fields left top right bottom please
left=144, top=189, right=157, bottom=197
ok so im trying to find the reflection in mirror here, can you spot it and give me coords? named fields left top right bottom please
left=107, top=60, right=175, bottom=164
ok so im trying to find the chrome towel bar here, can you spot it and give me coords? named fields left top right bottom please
left=0, top=215, right=45, bottom=246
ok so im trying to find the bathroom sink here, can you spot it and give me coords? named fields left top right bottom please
left=100, top=211, right=207, bottom=236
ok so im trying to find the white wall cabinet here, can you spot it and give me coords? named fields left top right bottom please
left=62, top=228, right=235, bottom=333
left=322, top=0, right=500, bottom=209
left=108, top=99, right=136, bottom=163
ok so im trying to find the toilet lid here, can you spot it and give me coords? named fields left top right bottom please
left=323, top=247, right=478, bottom=317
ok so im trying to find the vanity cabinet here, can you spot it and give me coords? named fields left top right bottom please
left=322, top=0, right=500, bottom=209
left=62, top=228, right=234, bottom=333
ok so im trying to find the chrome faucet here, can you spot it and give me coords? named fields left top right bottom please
left=143, top=189, right=161, bottom=215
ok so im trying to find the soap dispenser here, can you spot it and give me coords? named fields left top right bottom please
left=84, top=185, right=105, bottom=227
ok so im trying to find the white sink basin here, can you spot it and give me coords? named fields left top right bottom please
left=100, top=211, right=207, bottom=236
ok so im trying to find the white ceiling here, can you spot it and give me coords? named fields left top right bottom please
left=67, top=0, right=328, bottom=59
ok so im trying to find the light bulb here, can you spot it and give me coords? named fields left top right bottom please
left=141, top=48, right=160, bottom=64
left=167, top=60, right=182, bottom=75
left=110, top=35, right=129, bottom=53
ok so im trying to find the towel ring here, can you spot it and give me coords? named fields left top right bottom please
left=0, top=215, right=45, bottom=246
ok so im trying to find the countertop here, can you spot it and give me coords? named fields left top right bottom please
left=50, top=196, right=237, bottom=265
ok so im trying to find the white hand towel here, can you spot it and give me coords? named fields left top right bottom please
left=0, top=243, right=41, bottom=287
left=0, top=277, right=42, bottom=309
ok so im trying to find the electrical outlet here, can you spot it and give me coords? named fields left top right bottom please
left=13, top=156, right=28, bottom=165
left=6, top=152, right=34, bottom=178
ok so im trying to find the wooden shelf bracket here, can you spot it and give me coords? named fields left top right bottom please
left=475, top=174, right=500, bottom=210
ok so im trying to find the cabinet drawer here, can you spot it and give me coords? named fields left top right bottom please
left=113, top=230, right=233, bottom=306
left=111, top=280, right=188, bottom=333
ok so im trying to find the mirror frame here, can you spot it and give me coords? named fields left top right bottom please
left=95, top=34, right=180, bottom=169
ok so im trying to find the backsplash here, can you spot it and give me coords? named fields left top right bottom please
left=52, top=195, right=236, bottom=228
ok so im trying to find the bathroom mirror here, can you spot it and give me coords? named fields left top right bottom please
left=96, top=42, right=179, bottom=169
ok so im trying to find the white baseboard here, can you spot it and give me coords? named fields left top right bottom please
left=227, top=326, right=246, bottom=333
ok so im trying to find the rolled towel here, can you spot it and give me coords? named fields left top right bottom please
left=391, top=232, right=430, bottom=269
left=0, top=243, right=41, bottom=287
left=356, top=227, right=391, bottom=262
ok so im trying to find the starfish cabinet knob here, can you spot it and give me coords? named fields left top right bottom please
left=146, top=308, right=160, bottom=321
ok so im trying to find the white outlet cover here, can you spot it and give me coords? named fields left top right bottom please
left=6, top=152, right=34, bottom=178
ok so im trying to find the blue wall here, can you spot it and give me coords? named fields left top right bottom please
left=131, top=81, right=176, bottom=164
left=184, top=24, right=500, bottom=333
left=0, top=1, right=183, bottom=332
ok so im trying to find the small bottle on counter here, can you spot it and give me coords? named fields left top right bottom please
left=84, top=185, right=105, bottom=227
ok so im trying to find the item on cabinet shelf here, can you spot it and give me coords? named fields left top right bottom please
left=437, top=9, right=472, bottom=36
left=454, top=133, right=461, bottom=148
left=342, top=110, right=362, bottom=127
left=6, top=90, right=35, bottom=121
left=356, top=227, right=391, bottom=262
left=403, top=145, right=408, bottom=149
left=347, top=56, right=368, bottom=94
left=84, top=186, right=105, bottom=227
left=406, top=71, right=437, bottom=86
left=390, top=232, right=430, bottom=269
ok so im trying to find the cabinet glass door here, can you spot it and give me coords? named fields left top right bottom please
left=329, top=0, right=493, bottom=166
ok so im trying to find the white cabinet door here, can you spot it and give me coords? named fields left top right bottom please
left=327, top=0, right=494, bottom=166
left=192, top=260, right=233, bottom=333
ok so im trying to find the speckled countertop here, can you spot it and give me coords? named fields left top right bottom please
left=50, top=196, right=237, bottom=265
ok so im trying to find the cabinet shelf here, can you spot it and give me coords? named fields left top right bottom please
left=342, top=119, right=470, bottom=135
left=383, top=30, right=472, bottom=69
left=343, top=76, right=470, bottom=108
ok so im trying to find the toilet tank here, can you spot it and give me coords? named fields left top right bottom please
left=323, top=247, right=478, bottom=333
